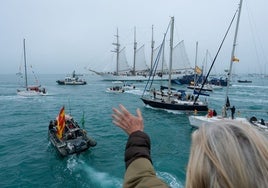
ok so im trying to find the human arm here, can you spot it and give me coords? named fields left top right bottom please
left=112, top=104, right=168, bottom=187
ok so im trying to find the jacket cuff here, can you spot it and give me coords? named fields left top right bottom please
left=125, top=130, right=152, bottom=169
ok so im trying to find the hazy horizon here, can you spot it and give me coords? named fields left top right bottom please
left=1, top=0, right=267, bottom=75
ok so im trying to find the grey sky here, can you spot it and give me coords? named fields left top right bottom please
left=0, top=0, right=267, bottom=75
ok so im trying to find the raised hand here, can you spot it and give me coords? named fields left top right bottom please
left=112, top=104, right=144, bottom=135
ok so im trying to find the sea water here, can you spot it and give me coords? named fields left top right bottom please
left=0, top=74, right=267, bottom=188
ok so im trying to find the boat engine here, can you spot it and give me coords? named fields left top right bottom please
left=66, top=142, right=75, bottom=153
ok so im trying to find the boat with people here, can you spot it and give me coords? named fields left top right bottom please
left=188, top=0, right=250, bottom=128
left=48, top=107, right=96, bottom=156
left=248, top=116, right=268, bottom=132
left=56, top=71, right=87, bottom=85
left=106, top=81, right=136, bottom=93
left=17, top=39, right=47, bottom=96
left=106, top=81, right=125, bottom=93
left=141, top=17, right=208, bottom=112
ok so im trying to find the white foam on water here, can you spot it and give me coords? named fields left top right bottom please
left=66, top=156, right=122, bottom=188
left=157, top=171, right=184, bottom=188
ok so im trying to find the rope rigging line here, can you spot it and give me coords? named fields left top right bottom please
left=193, top=9, right=239, bottom=104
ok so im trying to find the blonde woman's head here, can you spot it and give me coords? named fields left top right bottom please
left=186, top=120, right=268, bottom=188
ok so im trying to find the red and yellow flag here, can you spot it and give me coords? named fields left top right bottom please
left=195, top=66, right=202, bottom=75
left=57, top=107, right=65, bottom=139
left=232, top=56, right=240, bottom=62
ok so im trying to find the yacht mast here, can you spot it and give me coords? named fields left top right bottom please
left=194, top=41, right=198, bottom=88
left=168, top=17, right=174, bottom=101
left=112, top=28, right=120, bottom=75
left=224, top=0, right=243, bottom=112
left=23, top=38, right=28, bottom=89
left=132, top=26, right=137, bottom=75
left=150, top=25, right=155, bottom=72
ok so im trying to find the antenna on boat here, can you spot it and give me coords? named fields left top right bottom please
left=68, top=98, right=72, bottom=115
left=81, top=111, right=85, bottom=129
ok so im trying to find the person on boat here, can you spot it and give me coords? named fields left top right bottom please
left=42, top=88, right=46, bottom=94
left=213, top=109, right=217, bottom=116
left=207, top=109, right=213, bottom=118
left=230, top=105, right=236, bottom=119
left=112, top=104, right=268, bottom=188
left=49, top=120, right=57, bottom=133
left=49, top=120, right=54, bottom=130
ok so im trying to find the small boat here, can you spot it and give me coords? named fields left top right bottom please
left=56, top=71, right=87, bottom=85
left=249, top=116, right=268, bottom=132
left=106, top=81, right=126, bottom=93
left=187, top=84, right=213, bottom=92
left=237, top=79, right=252, bottom=83
left=48, top=107, right=96, bottom=156
left=122, top=82, right=136, bottom=90
left=17, top=39, right=47, bottom=96
left=208, top=77, right=228, bottom=86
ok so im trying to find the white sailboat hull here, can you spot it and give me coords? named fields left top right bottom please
left=188, top=115, right=249, bottom=128
left=100, top=73, right=183, bottom=81
left=17, top=90, right=47, bottom=97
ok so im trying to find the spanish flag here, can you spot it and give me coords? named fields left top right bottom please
left=232, top=56, right=239, bottom=62
left=57, top=107, right=65, bottom=139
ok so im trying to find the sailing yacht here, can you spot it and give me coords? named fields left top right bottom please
left=17, top=39, right=47, bottom=96
left=141, top=17, right=208, bottom=111
left=188, top=0, right=250, bottom=128
left=89, top=28, right=149, bottom=81
left=89, top=26, right=190, bottom=81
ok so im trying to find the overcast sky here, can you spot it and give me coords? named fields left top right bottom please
left=0, top=0, right=267, bottom=75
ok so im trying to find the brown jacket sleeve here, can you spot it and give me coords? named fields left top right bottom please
left=125, top=130, right=152, bottom=169
left=123, top=131, right=168, bottom=187
left=124, top=158, right=168, bottom=188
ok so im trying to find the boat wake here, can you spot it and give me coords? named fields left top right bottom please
left=66, top=157, right=122, bottom=188
left=144, top=105, right=190, bottom=114
left=65, top=156, right=183, bottom=187
left=233, top=84, right=268, bottom=89
left=124, top=88, right=143, bottom=95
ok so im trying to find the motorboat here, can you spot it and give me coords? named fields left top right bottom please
left=48, top=107, right=96, bottom=156
left=106, top=81, right=136, bottom=93
left=56, top=71, right=87, bottom=85
left=249, top=116, right=268, bottom=132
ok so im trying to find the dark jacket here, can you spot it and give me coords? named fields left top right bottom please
left=123, top=131, right=168, bottom=188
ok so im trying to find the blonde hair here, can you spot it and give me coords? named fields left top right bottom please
left=186, top=120, right=268, bottom=188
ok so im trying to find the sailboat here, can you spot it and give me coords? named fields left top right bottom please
left=89, top=26, right=190, bottom=81
left=89, top=28, right=149, bottom=81
left=17, top=39, right=47, bottom=96
left=141, top=17, right=208, bottom=111
left=188, top=0, right=249, bottom=128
